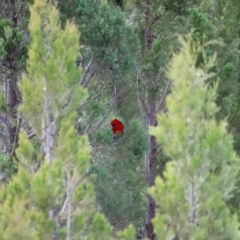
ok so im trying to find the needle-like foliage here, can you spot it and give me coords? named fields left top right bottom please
left=149, top=35, right=240, bottom=240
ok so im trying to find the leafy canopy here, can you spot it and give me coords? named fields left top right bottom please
left=149, top=35, right=240, bottom=240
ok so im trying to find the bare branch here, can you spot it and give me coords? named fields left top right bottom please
left=58, top=193, right=70, bottom=217
left=0, top=113, right=9, bottom=126
left=91, top=144, right=108, bottom=152
left=156, top=66, right=165, bottom=83
left=102, top=85, right=128, bottom=106
left=66, top=186, right=72, bottom=240
left=81, top=55, right=94, bottom=87
left=189, top=180, right=196, bottom=224
left=16, top=36, right=30, bottom=55
left=43, top=77, right=54, bottom=164
left=152, top=146, right=162, bottom=160
left=156, top=81, right=171, bottom=111
left=85, top=100, right=115, bottom=134
left=84, top=83, right=129, bottom=134
left=83, top=112, right=96, bottom=134
left=228, top=104, right=240, bottom=131
left=135, top=64, right=149, bottom=117
left=216, top=0, right=232, bottom=33
left=79, top=81, right=110, bottom=108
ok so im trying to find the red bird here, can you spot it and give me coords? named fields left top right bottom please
left=111, top=118, right=124, bottom=136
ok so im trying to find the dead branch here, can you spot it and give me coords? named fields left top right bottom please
left=156, top=81, right=171, bottom=111
left=85, top=100, right=115, bottom=135
left=79, top=81, right=110, bottom=108
left=81, top=55, right=94, bottom=87
left=135, top=64, right=149, bottom=117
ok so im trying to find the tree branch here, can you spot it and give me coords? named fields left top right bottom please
left=156, top=81, right=171, bottom=111
left=216, top=0, right=232, bottom=33
left=81, top=55, right=94, bottom=87
left=189, top=180, right=196, bottom=224
left=66, top=185, right=72, bottom=240
left=43, top=77, right=54, bottom=164
left=152, top=145, right=162, bottom=160
left=135, top=64, right=149, bottom=117
left=0, top=113, right=9, bottom=127
left=85, top=100, right=115, bottom=134
left=79, top=81, right=110, bottom=108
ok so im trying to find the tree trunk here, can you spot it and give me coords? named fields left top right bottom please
left=144, top=0, right=157, bottom=239
left=4, top=0, right=20, bottom=157
left=145, top=96, right=158, bottom=240
left=146, top=132, right=157, bottom=240
left=6, top=78, right=18, bottom=155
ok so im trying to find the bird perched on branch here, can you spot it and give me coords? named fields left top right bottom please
left=111, top=118, right=124, bottom=141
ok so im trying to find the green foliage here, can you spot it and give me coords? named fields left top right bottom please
left=1, top=0, right=238, bottom=238
left=0, top=166, right=51, bottom=240
left=2, top=0, right=240, bottom=238
left=0, top=0, right=32, bottom=165
left=89, top=118, right=147, bottom=229
left=194, top=1, right=240, bottom=124
left=0, top=0, right=32, bottom=64
left=149, top=35, right=240, bottom=239
left=56, top=0, right=146, bottom=231
left=19, top=0, right=87, bottom=139
left=0, top=92, right=7, bottom=111
left=117, top=224, right=136, bottom=240
left=0, top=19, right=24, bottom=60
left=162, top=0, right=198, bottom=14
left=0, top=153, right=17, bottom=183
left=58, top=0, right=139, bottom=79
left=87, top=213, right=114, bottom=240
left=188, top=8, right=215, bottom=39
left=0, top=0, right=116, bottom=238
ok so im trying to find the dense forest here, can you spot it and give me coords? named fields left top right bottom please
left=1, top=0, right=240, bottom=239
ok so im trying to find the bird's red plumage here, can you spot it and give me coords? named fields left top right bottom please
left=110, top=118, right=124, bottom=135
